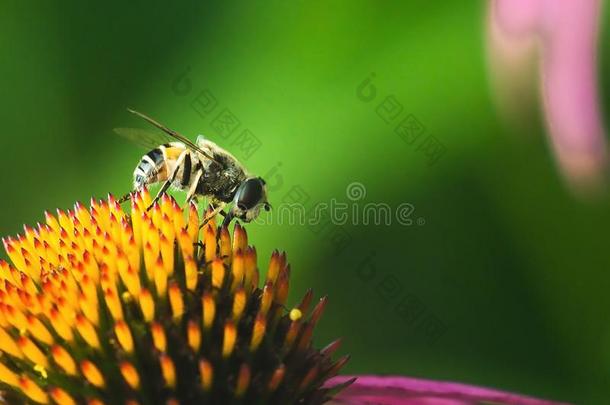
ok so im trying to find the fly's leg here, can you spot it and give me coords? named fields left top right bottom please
left=185, top=170, right=203, bottom=205
left=200, top=202, right=227, bottom=229
left=117, top=193, right=132, bottom=204
left=221, top=210, right=235, bottom=229
left=148, top=150, right=189, bottom=211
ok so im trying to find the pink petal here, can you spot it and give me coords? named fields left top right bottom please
left=327, top=375, right=571, bottom=405
left=495, top=0, right=540, bottom=36
left=537, top=0, right=607, bottom=186
left=489, top=0, right=607, bottom=189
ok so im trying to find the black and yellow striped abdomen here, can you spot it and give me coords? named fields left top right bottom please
left=133, top=142, right=187, bottom=190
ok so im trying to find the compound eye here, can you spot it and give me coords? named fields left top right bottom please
left=237, top=203, right=247, bottom=211
left=236, top=178, right=263, bottom=210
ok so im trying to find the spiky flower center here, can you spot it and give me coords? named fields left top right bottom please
left=0, top=190, right=347, bottom=405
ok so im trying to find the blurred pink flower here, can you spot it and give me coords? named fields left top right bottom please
left=488, top=0, right=607, bottom=191
left=327, top=375, right=571, bottom=405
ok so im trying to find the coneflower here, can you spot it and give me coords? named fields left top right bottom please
left=0, top=190, right=572, bottom=405
left=0, top=190, right=348, bottom=404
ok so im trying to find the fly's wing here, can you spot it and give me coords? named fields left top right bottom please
left=113, top=127, right=175, bottom=151
left=125, top=108, right=220, bottom=164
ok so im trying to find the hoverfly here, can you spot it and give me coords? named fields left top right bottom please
left=114, top=109, right=270, bottom=227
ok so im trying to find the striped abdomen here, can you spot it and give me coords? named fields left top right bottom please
left=133, top=142, right=186, bottom=190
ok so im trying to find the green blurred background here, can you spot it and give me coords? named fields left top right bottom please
left=1, top=1, right=609, bottom=403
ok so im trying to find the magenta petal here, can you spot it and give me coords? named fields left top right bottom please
left=326, top=375, right=571, bottom=405
left=490, top=0, right=607, bottom=188
left=537, top=0, right=607, bottom=186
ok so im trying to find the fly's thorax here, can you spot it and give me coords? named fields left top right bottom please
left=188, top=141, right=247, bottom=200
left=196, top=163, right=246, bottom=203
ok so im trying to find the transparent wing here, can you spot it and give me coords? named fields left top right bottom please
left=125, top=109, right=219, bottom=163
left=113, top=127, right=174, bottom=151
